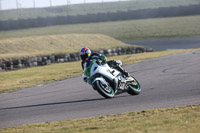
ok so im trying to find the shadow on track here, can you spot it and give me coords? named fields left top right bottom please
left=0, top=95, right=129, bottom=110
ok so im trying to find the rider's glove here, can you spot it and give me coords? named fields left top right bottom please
left=100, top=55, right=107, bottom=63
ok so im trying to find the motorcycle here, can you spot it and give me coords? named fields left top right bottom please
left=83, top=59, right=141, bottom=98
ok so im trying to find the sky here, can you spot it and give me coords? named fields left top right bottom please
left=0, top=0, right=128, bottom=10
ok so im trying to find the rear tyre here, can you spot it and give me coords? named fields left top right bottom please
left=127, top=76, right=141, bottom=95
left=93, top=80, right=115, bottom=98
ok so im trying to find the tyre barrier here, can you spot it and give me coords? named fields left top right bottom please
left=0, top=46, right=153, bottom=71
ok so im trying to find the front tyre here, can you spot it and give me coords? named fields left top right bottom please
left=93, top=80, right=115, bottom=98
left=127, top=77, right=141, bottom=95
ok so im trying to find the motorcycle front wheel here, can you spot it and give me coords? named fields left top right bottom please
left=93, top=80, right=115, bottom=98
left=127, top=76, right=141, bottom=95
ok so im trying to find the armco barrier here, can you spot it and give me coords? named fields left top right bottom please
left=0, top=46, right=153, bottom=71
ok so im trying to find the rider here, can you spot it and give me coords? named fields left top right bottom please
left=80, top=47, right=130, bottom=82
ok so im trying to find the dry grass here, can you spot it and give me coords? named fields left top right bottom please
left=0, top=61, right=82, bottom=93
left=0, top=48, right=200, bottom=94
left=0, top=105, right=199, bottom=133
left=1, top=15, right=200, bottom=41
left=0, top=34, right=130, bottom=60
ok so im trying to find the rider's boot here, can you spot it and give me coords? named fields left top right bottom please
left=123, top=71, right=130, bottom=77
left=116, top=64, right=130, bottom=77
left=107, top=60, right=130, bottom=77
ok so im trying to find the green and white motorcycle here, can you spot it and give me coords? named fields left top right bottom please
left=83, top=59, right=141, bottom=98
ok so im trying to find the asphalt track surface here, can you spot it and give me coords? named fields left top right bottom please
left=1, top=50, right=200, bottom=128
left=125, top=37, right=200, bottom=50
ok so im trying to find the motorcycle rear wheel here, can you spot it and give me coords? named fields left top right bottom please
left=127, top=76, right=141, bottom=95
left=93, top=80, right=115, bottom=98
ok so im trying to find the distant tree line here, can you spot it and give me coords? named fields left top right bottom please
left=0, top=4, right=200, bottom=31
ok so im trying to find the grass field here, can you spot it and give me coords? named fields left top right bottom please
left=0, top=34, right=131, bottom=60
left=0, top=0, right=199, bottom=21
left=0, top=105, right=199, bottom=133
left=1, top=15, right=200, bottom=41
left=0, top=48, right=200, bottom=94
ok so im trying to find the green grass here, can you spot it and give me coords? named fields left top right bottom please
left=0, top=34, right=131, bottom=60
left=0, top=48, right=200, bottom=94
left=0, top=105, right=200, bottom=133
left=1, top=15, right=200, bottom=41
left=0, top=0, right=199, bottom=21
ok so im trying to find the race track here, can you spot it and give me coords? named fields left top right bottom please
left=0, top=51, right=200, bottom=128
left=125, top=37, right=200, bottom=50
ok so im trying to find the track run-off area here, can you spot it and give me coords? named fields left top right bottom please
left=0, top=49, right=200, bottom=128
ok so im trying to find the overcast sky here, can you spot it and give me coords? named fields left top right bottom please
left=0, top=0, right=128, bottom=10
